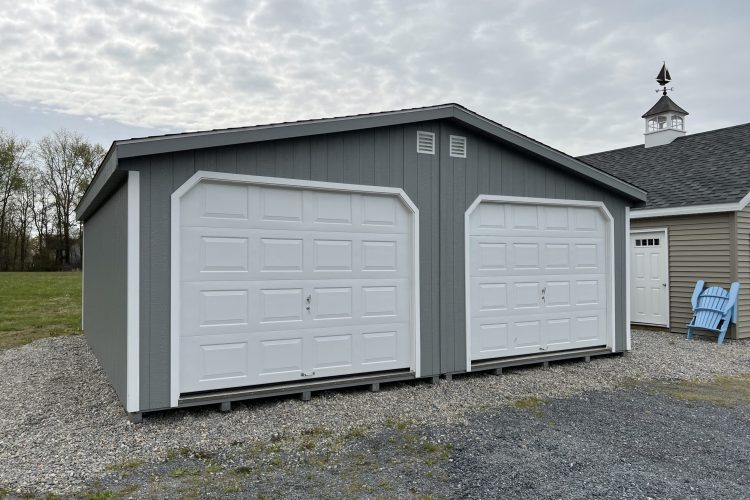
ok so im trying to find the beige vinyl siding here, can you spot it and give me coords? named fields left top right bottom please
left=735, top=205, right=750, bottom=338
left=632, top=213, right=735, bottom=337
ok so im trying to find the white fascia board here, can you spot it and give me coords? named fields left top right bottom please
left=126, top=171, right=140, bottom=413
left=631, top=191, right=750, bottom=219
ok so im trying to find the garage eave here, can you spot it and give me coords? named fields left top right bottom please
left=114, top=105, right=457, bottom=159
left=76, top=147, right=124, bottom=221
left=450, top=107, right=648, bottom=203
left=79, top=103, right=647, bottom=216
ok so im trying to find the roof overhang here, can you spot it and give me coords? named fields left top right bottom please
left=630, top=191, right=750, bottom=219
left=76, top=147, right=126, bottom=220
left=76, top=103, right=647, bottom=220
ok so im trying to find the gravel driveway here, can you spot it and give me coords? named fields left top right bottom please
left=1, top=330, right=749, bottom=498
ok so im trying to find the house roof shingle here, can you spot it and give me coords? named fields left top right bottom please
left=578, top=123, right=750, bottom=210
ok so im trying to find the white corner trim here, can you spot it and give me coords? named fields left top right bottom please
left=631, top=191, right=750, bottom=219
left=81, top=223, right=85, bottom=331
left=126, top=171, right=140, bottom=413
left=464, top=195, right=617, bottom=372
left=625, top=207, right=631, bottom=351
left=170, top=171, right=421, bottom=407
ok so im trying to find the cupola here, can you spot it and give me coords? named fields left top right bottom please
left=642, top=62, right=688, bottom=148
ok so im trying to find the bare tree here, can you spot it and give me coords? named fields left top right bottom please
left=29, top=166, right=53, bottom=268
left=0, top=130, right=31, bottom=270
left=11, top=164, right=37, bottom=270
left=37, top=130, right=104, bottom=267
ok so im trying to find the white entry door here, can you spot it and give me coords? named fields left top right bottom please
left=630, top=230, right=669, bottom=326
left=466, top=197, right=612, bottom=364
left=175, top=176, right=416, bottom=394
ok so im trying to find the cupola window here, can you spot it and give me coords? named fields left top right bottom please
left=648, top=115, right=667, bottom=132
left=670, top=115, right=684, bottom=130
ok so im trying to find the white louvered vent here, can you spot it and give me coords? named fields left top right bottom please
left=417, top=131, right=435, bottom=155
left=449, top=135, right=467, bottom=158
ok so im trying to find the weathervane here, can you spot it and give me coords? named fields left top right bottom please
left=656, top=61, right=674, bottom=95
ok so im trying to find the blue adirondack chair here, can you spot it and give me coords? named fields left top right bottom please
left=687, top=280, right=740, bottom=344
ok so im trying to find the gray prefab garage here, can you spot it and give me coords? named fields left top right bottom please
left=76, top=104, right=646, bottom=419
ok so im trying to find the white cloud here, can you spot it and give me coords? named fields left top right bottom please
left=0, top=0, right=748, bottom=154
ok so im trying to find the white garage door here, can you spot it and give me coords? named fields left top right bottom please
left=175, top=176, right=416, bottom=394
left=466, top=197, right=612, bottom=364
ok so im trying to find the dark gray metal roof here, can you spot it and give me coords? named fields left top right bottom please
left=641, top=95, right=689, bottom=118
left=579, top=123, right=750, bottom=210
left=76, top=103, right=646, bottom=220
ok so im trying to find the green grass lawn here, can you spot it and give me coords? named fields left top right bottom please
left=0, top=272, right=82, bottom=349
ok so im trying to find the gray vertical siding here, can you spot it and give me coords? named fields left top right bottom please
left=83, top=180, right=129, bottom=406
left=124, top=119, right=632, bottom=410
left=437, top=123, right=630, bottom=373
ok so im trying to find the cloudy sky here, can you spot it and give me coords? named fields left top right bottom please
left=1, top=0, right=748, bottom=155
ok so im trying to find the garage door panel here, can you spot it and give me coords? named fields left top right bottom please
left=181, top=278, right=409, bottom=337
left=470, top=275, right=606, bottom=318
left=178, top=180, right=414, bottom=394
left=183, top=183, right=409, bottom=233
left=470, top=205, right=605, bottom=237
left=180, top=332, right=253, bottom=392
left=468, top=200, right=610, bottom=362
left=470, top=235, right=605, bottom=277
left=471, top=310, right=607, bottom=360
left=574, top=315, right=603, bottom=342
left=311, top=324, right=410, bottom=375
left=260, top=237, right=304, bottom=272
left=313, top=239, right=353, bottom=271
left=183, top=323, right=411, bottom=392
left=180, top=182, right=252, bottom=228
left=181, top=229, right=408, bottom=282
left=259, top=186, right=304, bottom=223
left=544, top=318, right=572, bottom=346
left=473, top=322, right=509, bottom=357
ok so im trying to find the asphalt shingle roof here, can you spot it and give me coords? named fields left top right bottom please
left=578, top=123, right=750, bottom=210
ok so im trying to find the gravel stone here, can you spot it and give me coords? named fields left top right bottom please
left=0, top=329, right=748, bottom=495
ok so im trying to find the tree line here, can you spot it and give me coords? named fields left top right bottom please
left=0, top=129, right=105, bottom=271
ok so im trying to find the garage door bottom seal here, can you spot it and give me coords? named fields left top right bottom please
left=178, top=369, right=415, bottom=407
left=471, top=346, right=612, bottom=372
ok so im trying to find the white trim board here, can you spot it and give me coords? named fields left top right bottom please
left=170, top=171, right=421, bottom=408
left=464, top=195, right=617, bottom=372
left=126, top=170, right=140, bottom=413
left=631, top=191, right=750, bottom=219
left=625, top=207, right=631, bottom=351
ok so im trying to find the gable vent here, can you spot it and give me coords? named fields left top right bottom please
left=449, top=135, right=467, bottom=158
left=417, top=131, right=435, bottom=155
